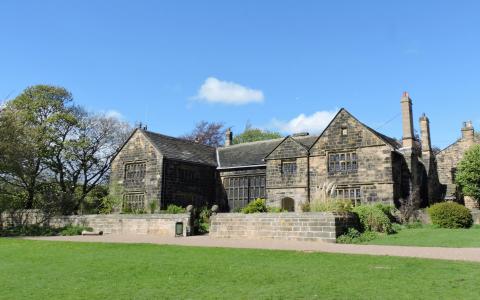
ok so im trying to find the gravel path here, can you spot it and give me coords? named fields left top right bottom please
left=26, top=234, right=480, bottom=263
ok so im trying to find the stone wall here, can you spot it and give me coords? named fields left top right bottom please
left=209, top=212, right=358, bottom=243
left=1, top=211, right=191, bottom=237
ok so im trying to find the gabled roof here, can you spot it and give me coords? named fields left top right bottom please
left=217, top=138, right=283, bottom=168
left=263, top=135, right=318, bottom=160
left=217, top=134, right=318, bottom=168
left=308, top=108, right=401, bottom=150
left=142, top=130, right=217, bottom=166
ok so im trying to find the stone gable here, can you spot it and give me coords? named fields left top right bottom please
left=110, top=130, right=164, bottom=210
left=310, top=109, right=391, bottom=156
left=266, top=137, right=309, bottom=160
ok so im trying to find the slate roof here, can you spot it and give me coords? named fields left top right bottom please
left=136, top=108, right=400, bottom=169
left=142, top=130, right=217, bottom=166
left=217, top=135, right=318, bottom=168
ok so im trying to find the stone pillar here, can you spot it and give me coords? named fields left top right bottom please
left=401, top=92, right=415, bottom=148
left=225, top=128, right=233, bottom=147
left=464, top=196, right=480, bottom=210
left=461, top=121, right=475, bottom=147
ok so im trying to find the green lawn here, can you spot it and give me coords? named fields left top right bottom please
left=364, top=225, right=480, bottom=248
left=1, top=239, right=480, bottom=299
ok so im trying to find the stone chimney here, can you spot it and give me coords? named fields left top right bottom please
left=401, top=92, right=415, bottom=148
left=225, top=128, right=233, bottom=146
left=419, top=113, right=431, bottom=155
left=461, top=121, right=475, bottom=146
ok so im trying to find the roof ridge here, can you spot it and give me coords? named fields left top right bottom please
left=218, top=134, right=319, bottom=150
left=217, top=137, right=285, bottom=149
left=143, top=130, right=216, bottom=149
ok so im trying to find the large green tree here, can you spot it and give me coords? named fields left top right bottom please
left=0, top=85, right=75, bottom=210
left=0, top=85, right=130, bottom=215
left=233, top=123, right=282, bottom=144
left=456, top=144, right=480, bottom=202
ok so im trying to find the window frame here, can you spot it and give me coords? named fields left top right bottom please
left=328, top=151, right=358, bottom=175
left=124, top=161, right=147, bottom=188
left=281, top=160, right=297, bottom=176
left=333, top=187, right=362, bottom=206
left=224, top=175, right=266, bottom=211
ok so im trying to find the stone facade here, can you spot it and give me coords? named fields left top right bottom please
left=110, top=130, right=163, bottom=210
left=436, top=122, right=480, bottom=208
left=110, top=93, right=479, bottom=212
left=110, top=129, right=218, bottom=211
left=209, top=212, right=358, bottom=243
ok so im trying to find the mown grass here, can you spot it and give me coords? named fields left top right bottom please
left=1, top=239, right=480, bottom=299
left=364, top=225, right=480, bottom=248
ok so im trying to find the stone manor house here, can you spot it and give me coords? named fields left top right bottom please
left=110, top=92, right=479, bottom=212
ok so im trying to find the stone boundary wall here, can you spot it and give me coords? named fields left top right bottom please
left=1, top=211, right=191, bottom=237
left=209, top=212, right=358, bottom=243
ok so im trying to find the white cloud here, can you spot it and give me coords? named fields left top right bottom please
left=104, top=110, right=124, bottom=120
left=194, top=77, right=264, bottom=105
left=272, top=110, right=338, bottom=134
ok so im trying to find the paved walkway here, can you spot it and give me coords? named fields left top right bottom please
left=27, top=234, right=480, bottom=263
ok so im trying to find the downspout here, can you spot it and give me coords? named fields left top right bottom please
left=307, top=151, right=311, bottom=204
left=160, top=158, right=166, bottom=209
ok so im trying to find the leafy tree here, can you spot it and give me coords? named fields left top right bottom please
left=0, top=85, right=131, bottom=215
left=180, top=121, right=225, bottom=147
left=0, top=85, right=75, bottom=210
left=456, top=145, right=480, bottom=202
left=233, top=123, right=282, bottom=144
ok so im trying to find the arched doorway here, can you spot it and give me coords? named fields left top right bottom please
left=281, top=197, right=295, bottom=212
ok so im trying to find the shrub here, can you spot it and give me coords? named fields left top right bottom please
left=353, top=205, right=394, bottom=233
left=310, top=199, right=353, bottom=213
left=301, top=202, right=310, bottom=212
left=337, top=228, right=378, bottom=244
left=242, top=198, right=267, bottom=214
left=59, top=225, right=93, bottom=236
left=267, top=207, right=287, bottom=213
left=405, top=220, right=423, bottom=229
left=374, top=203, right=397, bottom=222
left=195, top=207, right=211, bottom=234
left=166, top=204, right=186, bottom=214
left=0, top=224, right=92, bottom=237
left=427, top=202, right=473, bottom=229
left=149, top=201, right=158, bottom=214
left=0, top=225, right=57, bottom=237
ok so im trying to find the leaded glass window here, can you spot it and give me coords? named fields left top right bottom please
left=333, top=187, right=361, bottom=206
left=328, top=152, right=357, bottom=175
left=124, top=162, right=146, bottom=188
left=123, top=193, right=145, bottom=211
left=282, top=161, right=297, bottom=175
left=224, top=175, right=266, bottom=211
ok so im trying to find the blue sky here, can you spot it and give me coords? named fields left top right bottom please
left=1, top=1, right=479, bottom=148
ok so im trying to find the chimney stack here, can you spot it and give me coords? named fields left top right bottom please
left=401, top=92, right=415, bottom=148
left=462, top=121, right=475, bottom=146
left=419, top=113, right=431, bottom=155
left=225, top=128, right=233, bottom=146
